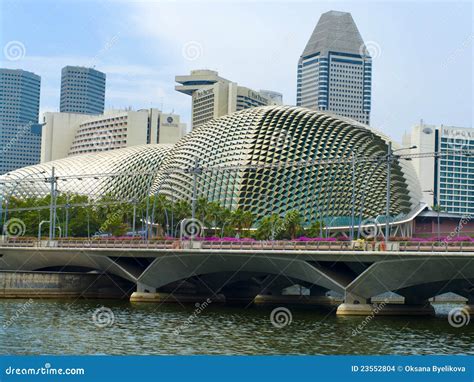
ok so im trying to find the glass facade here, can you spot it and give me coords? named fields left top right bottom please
left=438, top=135, right=474, bottom=215
left=296, top=11, right=371, bottom=125
left=60, top=66, right=106, bottom=115
left=0, top=68, right=41, bottom=174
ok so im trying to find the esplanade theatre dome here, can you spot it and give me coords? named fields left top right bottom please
left=1, top=106, right=422, bottom=226
left=154, top=105, right=422, bottom=225
left=0, top=144, right=173, bottom=201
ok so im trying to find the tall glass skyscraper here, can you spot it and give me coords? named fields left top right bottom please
left=60, top=66, right=106, bottom=115
left=0, top=68, right=41, bottom=174
left=296, top=11, right=372, bottom=125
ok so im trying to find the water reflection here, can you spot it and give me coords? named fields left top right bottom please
left=0, top=300, right=472, bottom=355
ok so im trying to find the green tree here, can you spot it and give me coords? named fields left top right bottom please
left=307, top=220, right=325, bottom=238
left=284, top=210, right=303, bottom=239
left=256, top=213, right=284, bottom=240
left=232, top=209, right=254, bottom=237
left=100, top=208, right=128, bottom=237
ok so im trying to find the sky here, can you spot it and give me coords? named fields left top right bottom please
left=0, top=0, right=472, bottom=142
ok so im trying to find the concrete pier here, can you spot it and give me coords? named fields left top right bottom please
left=463, top=305, right=474, bottom=315
left=0, top=271, right=132, bottom=299
left=130, top=292, right=225, bottom=304
left=336, top=303, right=436, bottom=316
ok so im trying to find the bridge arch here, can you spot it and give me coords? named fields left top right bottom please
left=137, top=253, right=346, bottom=294
left=346, top=258, right=474, bottom=301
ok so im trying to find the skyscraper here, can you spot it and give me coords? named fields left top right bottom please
left=60, top=66, right=106, bottom=114
left=0, top=68, right=41, bottom=174
left=176, top=69, right=282, bottom=128
left=403, top=123, right=474, bottom=215
left=297, top=10, right=372, bottom=125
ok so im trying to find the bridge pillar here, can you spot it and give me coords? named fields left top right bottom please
left=136, top=282, right=157, bottom=294
left=336, top=293, right=435, bottom=316
left=254, top=285, right=338, bottom=307
left=463, top=296, right=474, bottom=315
left=130, top=283, right=158, bottom=302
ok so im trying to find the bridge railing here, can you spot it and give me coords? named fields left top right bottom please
left=199, top=240, right=354, bottom=251
left=1, top=238, right=474, bottom=252
left=55, top=239, right=180, bottom=249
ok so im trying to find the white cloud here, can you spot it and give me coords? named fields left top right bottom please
left=127, top=2, right=311, bottom=102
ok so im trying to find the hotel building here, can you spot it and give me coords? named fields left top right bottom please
left=41, top=108, right=186, bottom=162
left=403, top=123, right=474, bottom=215
left=176, top=69, right=282, bottom=128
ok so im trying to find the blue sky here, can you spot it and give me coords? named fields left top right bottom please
left=0, top=0, right=472, bottom=141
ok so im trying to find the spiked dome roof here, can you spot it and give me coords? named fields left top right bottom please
left=154, top=105, right=421, bottom=225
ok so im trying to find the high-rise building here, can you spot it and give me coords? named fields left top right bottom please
left=41, top=108, right=186, bottom=162
left=60, top=66, right=106, bottom=115
left=403, top=123, right=474, bottom=215
left=296, top=10, right=372, bottom=125
left=176, top=69, right=282, bottom=128
left=0, top=68, right=41, bottom=174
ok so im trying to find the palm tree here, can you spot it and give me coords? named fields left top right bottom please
left=232, top=208, right=249, bottom=237
left=205, top=201, right=224, bottom=236
left=256, top=213, right=284, bottom=240
left=307, top=220, right=325, bottom=238
left=240, top=210, right=254, bottom=237
left=284, top=210, right=303, bottom=239
left=196, top=197, right=210, bottom=225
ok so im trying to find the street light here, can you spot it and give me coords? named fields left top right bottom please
left=385, top=144, right=417, bottom=245
left=423, top=189, right=440, bottom=241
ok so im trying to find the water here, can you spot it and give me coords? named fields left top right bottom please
left=1, top=299, right=473, bottom=355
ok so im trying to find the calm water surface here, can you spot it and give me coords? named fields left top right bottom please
left=1, top=299, right=473, bottom=355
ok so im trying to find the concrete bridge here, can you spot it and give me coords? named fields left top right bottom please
left=1, top=239, right=474, bottom=316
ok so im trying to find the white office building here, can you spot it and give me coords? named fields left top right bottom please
left=176, top=69, right=282, bottom=128
left=41, top=108, right=186, bottom=162
left=403, top=123, right=474, bottom=215
left=296, top=11, right=372, bottom=125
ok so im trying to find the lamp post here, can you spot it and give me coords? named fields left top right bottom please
left=423, top=189, right=440, bottom=241
left=350, top=152, right=356, bottom=241
left=190, top=157, right=201, bottom=222
left=48, top=166, right=58, bottom=241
